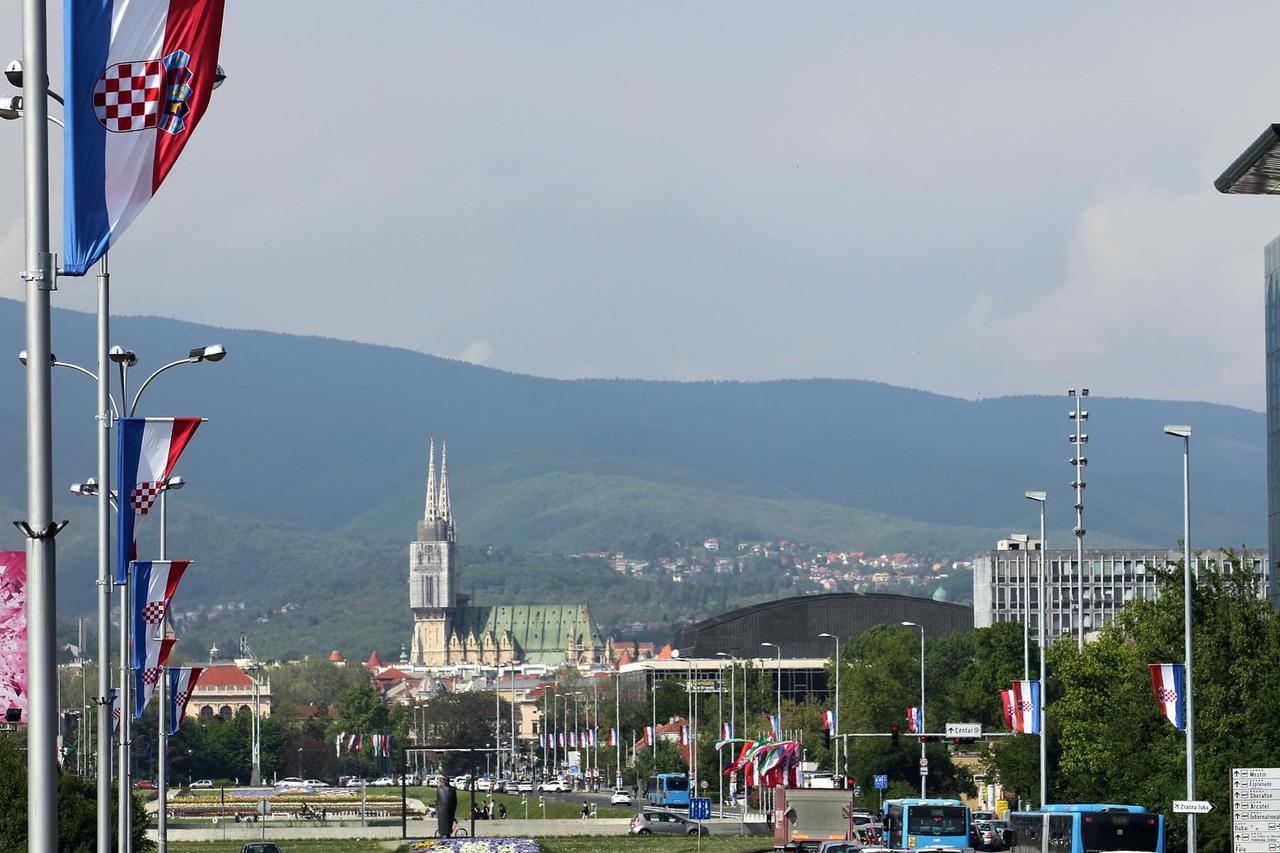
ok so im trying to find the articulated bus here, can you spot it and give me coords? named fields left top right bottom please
left=1009, top=804, right=1165, bottom=853
left=882, top=798, right=970, bottom=849
left=645, top=772, right=690, bottom=807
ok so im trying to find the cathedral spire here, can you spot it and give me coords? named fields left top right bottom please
left=438, top=441, right=453, bottom=527
left=424, top=438, right=438, bottom=521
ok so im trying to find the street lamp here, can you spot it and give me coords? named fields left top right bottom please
left=818, top=634, right=840, bottom=776
left=1164, top=424, right=1197, bottom=853
left=1025, top=490, right=1048, bottom=807
left=901, top=622, right=926, bottom=797
left=1069, top=387, right=1088, bottom=652
left=760, top=643, right=781, bottom=737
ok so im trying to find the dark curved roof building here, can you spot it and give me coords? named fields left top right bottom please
left=673, top=592, right=973, bottom=658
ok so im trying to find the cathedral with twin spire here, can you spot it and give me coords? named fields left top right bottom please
left=408, top=439, right=610, bottom=668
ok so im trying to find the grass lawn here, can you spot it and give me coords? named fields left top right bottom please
left=170, top=839, right=770, bottom=853
left=169, top=842, right=390, bottom=853
left=536, top=838, right=768, bottom=853
left=406, top=787, right=633, bottom=820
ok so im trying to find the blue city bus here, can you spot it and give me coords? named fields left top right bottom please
left=881, top=798, right=970, bottom=849
left=1009, top=804, right=1165, bottom=853
left=645, top=772, right=690, bottom=807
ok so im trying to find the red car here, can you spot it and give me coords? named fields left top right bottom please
left=134, top=779, right=156, bottom=790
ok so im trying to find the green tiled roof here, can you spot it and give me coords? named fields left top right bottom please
left=453, top=603, right=603, bottom=664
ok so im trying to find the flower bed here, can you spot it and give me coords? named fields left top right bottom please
left=411, top=840, right=540, bottom=853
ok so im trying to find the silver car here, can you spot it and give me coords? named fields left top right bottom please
left=629, top=810, right=710, bottom=836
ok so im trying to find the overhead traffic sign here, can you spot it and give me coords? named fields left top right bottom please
left=945, top=723, right=982, bottom=738
left=1173, top=800, right=1213, bottom=814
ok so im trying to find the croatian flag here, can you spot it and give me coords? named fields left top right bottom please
left=906, top=707, right=923, bottom=734
left=680, top=725, right=690, bottom=746
left=1010, top=680, right=1040, bottom=735
left=64, top=0, right=228, bottom=275
left=821, top=710, right=836, bottom=732
left=109, top=688, right=121, bottom=735
left=131, top=560, right=189, bottom=670
left=1000, top=689, right=1015, bottom=731
left=589, top=729, right=597, bottom=747
left=608, top=728, right=618, bottom=746
left=643, top=725, right=655, bottom=746
left=539, top=733, right=546, bottom=748
left=569, top=731, right=577, bottom=749
left=721, top=722, right=734, bottom=740
left=117, top=418, right=201, bottom=584
left=558, top=732, right=565, bottom=749
left=134, top=637, right=175, bottom=717
left=166, top=665, right=202, bottom=734
left=1149, top=664, right=1187, bottom=731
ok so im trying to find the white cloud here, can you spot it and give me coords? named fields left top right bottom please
left=945, top=183, right=1276, bottom=409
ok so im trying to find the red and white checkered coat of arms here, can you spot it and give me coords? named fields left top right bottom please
left=93, top=60, right=163, bottom=132
left=130, top=481, right=162, bottom=516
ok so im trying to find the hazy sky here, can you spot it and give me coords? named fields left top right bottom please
left=3, top=2, right=1280, bottom=409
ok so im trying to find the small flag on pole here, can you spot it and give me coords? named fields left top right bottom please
left=721, top=722, right=734, bottom=740
left=643, top=725, right=655, bottom=746
left=821, top=710, right=835, bottom=732
left=166, top=666, right=202, bottom=735
left=1010, top=680, right=1040, bottom=734
left=116, top=418, right=202, bottom=584
left=1149, top=664, right=1187, bottom=731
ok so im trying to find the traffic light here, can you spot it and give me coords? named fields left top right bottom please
left=891, top=724, right=899, bottom=745
left=919, top=735, right=932, bottom=743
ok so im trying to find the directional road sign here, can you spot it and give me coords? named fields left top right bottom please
left=873, top=774, right=889, bottom=790
left=1232, top=767, right=1280, bottom=853
left=945, top=723, right=983, bottom=738
left=1173, top=800, right=1213, bottom=814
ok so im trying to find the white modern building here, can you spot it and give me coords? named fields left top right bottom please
left=972, top=540, right=1269, bottom=636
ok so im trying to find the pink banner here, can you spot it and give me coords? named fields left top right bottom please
left=0, top=551, right=26, bottom=724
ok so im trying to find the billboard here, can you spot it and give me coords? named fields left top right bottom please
left=0, top=551, right=26, bottom=724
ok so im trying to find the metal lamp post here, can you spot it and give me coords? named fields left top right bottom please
left=1164, top=425, right=1197, bottom=853
left=1009, top=533, right=1031, bottom=679
left=760, top=643, right=781, bottom=737
left=1025, top=490, right=1048, bottom=807
left=818, top=634, right=840, bottom=776
left=901, top=622, right=925, bottom=797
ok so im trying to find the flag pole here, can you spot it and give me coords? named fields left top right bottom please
left=158, top=489, right=169, bottom=853
left=96, top=251, right=114, bottom=853
left=20, top=0, right=59, bottom=846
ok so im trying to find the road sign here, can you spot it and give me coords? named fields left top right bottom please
left=874, top=774, right=889, bottom=790
left=1232, top=767, right=1280, bottom=853
left=854, top=786, right=862, bottom=797
left=919, top=757, right=929, bottom=767
left=1173, top=800, right=1213, bottom=814
left=945, top=723, right=983, bottom=738
left=689, top=797, right=712, bottom=820
left=920, top=765, right=928, bottom=776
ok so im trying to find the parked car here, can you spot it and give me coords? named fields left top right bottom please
left=189, top=779, right=214, bottom=789
left=517, top=781, right=534, bottom=793
left=630, top=810, right=710, bottom=836
left=610, top=788, right=633, bottom=805
left=453, top=775, right=471, bottom=788
left=369, top=776, right=396, bottom=787
left=475, top=778, right=493, bottom=792
left=239, top=845, right=282, bottom=853
left=302, top=778, right=330, bottom=788
left=134, top=779, right=155, bottom=790
left=539, top=779, right=569, bottom=792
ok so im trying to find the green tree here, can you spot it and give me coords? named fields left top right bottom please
left=0, top=734, right=150, bottom=851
